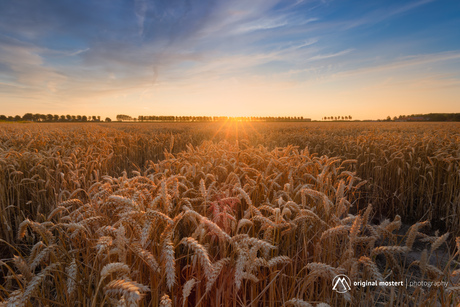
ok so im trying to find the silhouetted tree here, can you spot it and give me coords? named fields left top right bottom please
left=431, top=114, right=447, bottom=121
left=23, top=113, right=33, bottom=121
left=116, top=114, right=132, bottom=121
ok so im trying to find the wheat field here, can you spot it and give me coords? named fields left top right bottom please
left=0, top=122, right=459, bottom=306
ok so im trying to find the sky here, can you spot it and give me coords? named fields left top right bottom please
left=0, top=0, right=459, bottom=120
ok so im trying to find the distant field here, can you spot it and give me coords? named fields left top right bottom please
left=1, top=122, right=459, bottom=306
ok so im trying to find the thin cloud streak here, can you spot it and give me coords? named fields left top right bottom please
left=333, top=51, right=460, bottom=79
left=343, top=0, right=436, bottom=29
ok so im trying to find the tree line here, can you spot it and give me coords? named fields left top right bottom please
left=130, top=115, right=311, bottom=122
left=4, top=113, right=458, bottom=123
left=382, top=113, right=460, bottom=122
left=0, top=113, right=111, bottom=122
left=322, top=116, right=352, bottom=121
left=2, top=113, right=312, bottom=123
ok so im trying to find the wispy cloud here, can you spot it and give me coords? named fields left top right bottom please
left=134, top=0, right=148, bottom=36
left=68, top=48, right=90, bottom=56
left=334, top=51, right=460, bottom=79
left=235, top=16, right=288, bottom=33
left=308, top=48, right=354, bottom=61
left=343, top=0, right=435, bottom=29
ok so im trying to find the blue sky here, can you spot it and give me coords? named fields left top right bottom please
left=0, top=0, right=459, bottom=119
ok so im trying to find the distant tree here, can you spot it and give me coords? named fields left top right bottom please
left=23, top=113, right=33, bottom=121
left=116, top=114, right=132, bottom=121
left=46, top=114, right=53, bottom=121
left=97, top=116, right=101, bottom=121
left=431, top=114, right=447, bottom=121
left=71, top=115, right=76, bottom=121
left=8, top=116, right=13, bottom=121
left=77, top=115, right=82, bottom=121
left=66, top=115, right=71, bottom=121
left=40, top=114, right=46, bottom=121
left=386, top=116, right=391, bottom=121
left=33, top=114, right=40, bottom=122
left=349, top=115, right=352, bottom=120
left=341, top=116, right=344, bottom=120
left=59, top=115, right=66, bottom=121
left=105, top=117, right=111, bottom=122
left=14, top=115, right=21, bottom=121
left=82, top=116, right=87, bottom=122
left=92, top=116, right=97, bottom=121
left=0, top=115, right=6, bottom=121
left=53, top=115, right=59, bottom=121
